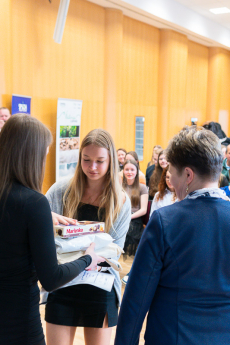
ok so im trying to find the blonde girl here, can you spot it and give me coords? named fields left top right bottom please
left=45, top=128, right=131, bottom=345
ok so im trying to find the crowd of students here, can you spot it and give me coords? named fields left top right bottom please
left=1, top=114, right=230, bottom=345
left=116, top=141, right=230, bottom=289
left=116, top=146, right=179, bottom=286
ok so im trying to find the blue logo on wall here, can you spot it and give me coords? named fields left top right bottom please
left=18, top=103, right=27, bottom=112
left=12, top=95, right=31, bottom=115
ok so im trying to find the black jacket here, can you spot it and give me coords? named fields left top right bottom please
left=145, top=164, right=155, bottom=186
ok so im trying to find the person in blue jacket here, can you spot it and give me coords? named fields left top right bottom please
left=115, top=125, right=230, bottom=345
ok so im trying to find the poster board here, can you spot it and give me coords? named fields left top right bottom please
left=12, top=94, right=31, bottom=115
left=56, top=98, right=82, bottom=181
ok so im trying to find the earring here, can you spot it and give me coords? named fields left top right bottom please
left=186, top=185, right=189, bottom=194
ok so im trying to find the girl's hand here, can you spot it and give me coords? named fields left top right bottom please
left=85, top=243, right=105, bottom=271
left=51, top=212, right=77, bottom=226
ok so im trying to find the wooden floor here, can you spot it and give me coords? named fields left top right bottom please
left=40, top=255, right=146, bottom=344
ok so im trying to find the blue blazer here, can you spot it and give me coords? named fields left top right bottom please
left=115, top=197, right=230, bottom=345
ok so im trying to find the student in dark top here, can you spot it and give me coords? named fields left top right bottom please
left=0, top=114, right=102, bottom=345
left=145, top=146, right=162, bottom=186
left=146, top=145, right=162, bottom=169
left=148, top=150, right=168, bottom=199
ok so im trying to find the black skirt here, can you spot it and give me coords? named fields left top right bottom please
left=123, top=217, right=144, bottom=256
left=45, top=276, right=118, bottom=328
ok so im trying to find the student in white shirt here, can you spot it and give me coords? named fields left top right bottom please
left=149, top=166, right=177, bottom=218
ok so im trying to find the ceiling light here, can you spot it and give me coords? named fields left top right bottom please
left=53, top=0, right=70, bottom=44
left=209, top=7, right=230, bottom=14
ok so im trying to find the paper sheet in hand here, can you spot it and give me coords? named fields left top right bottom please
left=59, top=271, right=115, bottom=292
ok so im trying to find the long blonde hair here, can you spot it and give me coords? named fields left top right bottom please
left=63, top=129, right=123, bottom=232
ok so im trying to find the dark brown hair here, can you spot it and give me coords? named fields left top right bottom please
left=117, top=148, right=127, bottom=154
left=122, top=159, right=140, bottom=207
left=149, top=150, right=164, bottom=198
left=166, top=126, right=223, bottom=181
left=155, top=166, right=176, bottom=202
left=126, top=151, right=139, bottom=167
left=0, top=114, right=52, bottom=201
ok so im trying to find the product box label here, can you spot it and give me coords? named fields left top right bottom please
left=55, top=221, right=105, bottom=238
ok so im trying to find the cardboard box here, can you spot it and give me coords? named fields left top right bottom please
left=55, top=221, right=105, bottom=238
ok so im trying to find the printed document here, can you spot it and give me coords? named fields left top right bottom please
left=59, top=271, right=114, bottom=292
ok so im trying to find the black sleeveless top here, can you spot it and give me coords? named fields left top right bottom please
left=77, top=202, right=105, bottom=222
left=45, top=203, right=118, bottom=328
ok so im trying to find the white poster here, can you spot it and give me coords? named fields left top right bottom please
left=56, top=98, right=82, bottom=181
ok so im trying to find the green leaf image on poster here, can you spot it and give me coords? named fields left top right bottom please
left=60, top=126, right=79, bottom=138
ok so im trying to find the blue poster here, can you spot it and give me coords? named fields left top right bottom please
left=12, top=94, right=31, bottom=115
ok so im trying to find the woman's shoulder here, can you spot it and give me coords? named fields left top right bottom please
left=153, top=191, right=160, bottom=201
left=139, top=172, right=146, bottom=185
left=139, top=170, right=145, bottom=177
left=9, top=182, right=49, bottom=214
left=121, top=190, right=126, bottom=204
left=46, top=177, right=72, bottom=197
left=11, top=181, right=45, bottom=202
left=154, top=197, right=230, bottom=229
left=139, top=183, right=148, bottom=194
left=121, top=190, right=131, bottom=209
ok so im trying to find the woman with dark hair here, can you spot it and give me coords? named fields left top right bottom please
left=148, top=150, right=168, bottom=199
left=121, top=159, right=148, bottom=285
left=115, top=126, right=230, bottom=345
left=0, top=115, right=102, bottom=345
left=149, top=166, right=177, bottom=218
left=145, top=146, right=163, bottom=187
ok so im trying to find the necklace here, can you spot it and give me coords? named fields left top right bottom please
left=83, top=192, right=102, bottom=206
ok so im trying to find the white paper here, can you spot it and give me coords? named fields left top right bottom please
left=55, top=233, right=113, bottom=254
left=59, top=270, right=115, bottom=292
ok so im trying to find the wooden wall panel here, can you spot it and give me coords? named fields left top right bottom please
left=0, top=0, right=12, bottom=99
left=158, top=30, right=188, bottom=149
left=121, top=16, right=160, bottom=172
left=186, top=41, right=209, bottom=126
left=104, top=9, right=123, bottom=144
left=1, top=0, right=230, bottom=189
left=8, top=0, right=106, bottom=191
left=32, top=97, right=57, bottom=194
left=207, top=48, right=230, bottom=133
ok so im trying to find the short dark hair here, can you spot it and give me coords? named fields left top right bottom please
left=166, top=126, right=223, bottom=181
